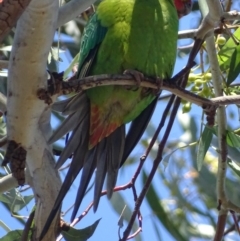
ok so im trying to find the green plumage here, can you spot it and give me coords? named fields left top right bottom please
left=79, top=0, right=178, bottom=146
left=91, top=0, right=177, bottom=77
left=40, top=0, right=179, bottom=239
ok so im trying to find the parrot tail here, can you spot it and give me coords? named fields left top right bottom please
left=47, top=92, right=125, bottom=222
left=40, top=93, right=157, bottom=240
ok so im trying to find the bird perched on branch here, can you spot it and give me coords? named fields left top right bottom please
left=40, top=0, right=192, bottom=238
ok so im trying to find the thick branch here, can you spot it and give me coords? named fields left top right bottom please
left=0, top=173, right=17, bottom=193
left=7, top=0, right=61, bottom=240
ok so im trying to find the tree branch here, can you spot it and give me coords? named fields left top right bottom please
left=42, top=73, right=240, bottom=108
left=7, top=0, right=61, bottom=240
left=57, top=0, right=97, bottom=28
left=199, top=0, right=231, bottom=240
left=204, top=0, right=228, bottom=211
left=0, top=173, right=17, bottom=193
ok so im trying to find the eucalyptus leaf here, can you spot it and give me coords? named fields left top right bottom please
left=218, top=27, right=240, bottom=73
left=226, top=130, right=240, bottom=148
left=197, top=126, right=213, bottom=171
left=227, top=158, right=240, bottom=177
left=142, top=171, right=188, bottom=241
left=2, top=189, right=34, bottom=213
left=61, top=219, right=100, bottom=241
left=227, top=45, right=240, bottom=85
left=0, top=230, right=23, bottom=241
left=63, top=53, right=80, bottom=79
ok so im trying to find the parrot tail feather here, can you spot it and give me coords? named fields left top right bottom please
left=71, top=149, right=97, bottom=220
left=71, top=126, right=125, bottom=217
left=51, top=95, right=75, bottom=113
left=93, top=125, right=125, bottom=211
left=39, top=113, right=89, bottom=240
left=94, top=141, right=107, bottom=211
left=42, top=95, right=126, bottom=233
left=48, top=111, right=81, bottom=147
left=106, top=125, right=125, bottom=199
left=62, top=93, right=88, bottom=115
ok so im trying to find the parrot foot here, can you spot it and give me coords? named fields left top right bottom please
left=123, top=69, right=144, bottom=90
left=37, top=88, right=53, bottom=105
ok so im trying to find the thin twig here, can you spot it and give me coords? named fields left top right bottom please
left=213, top=211, right=228, bottom=241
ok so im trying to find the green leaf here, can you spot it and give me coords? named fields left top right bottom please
left=61, top=219, right=100, bottom=241
left=13, top=194, right=34, bottom=213
left=63, top=53, right=80, bottom=79
left=197, top=126, right=213, bottom=171
left=0, top=230, right=23, bottom=241
left=227, top=158, right=240, bottom=177
left=226, top=130, right=240, bottom=148
left=142, top=171, right=188, bottom=241
left=151, top=218, right=163, bottom=241
left=0, top=193, right=11, bottom=204
left=227, top=45, right=240, bottom=85
left=2, top=189, right=34, bottom=213
left=218, top=27, right=240, bottom=73
left=0, top=220, right=11, bottom=232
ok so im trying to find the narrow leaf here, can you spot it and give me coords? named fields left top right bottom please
left=218, top=27, right=240, bottom=71
left=227, top=158, right=240, bottom=177
left=0, top=220, right=11, bottom=232
left=0, top=230, right=23, bottom=241
left=61, top=219, right=100, bottom=241
left=197, top=126, right=213, bottom=171
left=226, top=130, right=240, bottom=148
left=2, top=190, right=34, bottom=213
left=227, top=45, right=240, bottom=85
left=63, top=53, right=79, bottom=79
left=142, top=171, right=187, bottom=241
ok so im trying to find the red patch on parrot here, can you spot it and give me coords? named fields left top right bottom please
left=89, top=104, right=120, bottom=148
left=89, top=123, right=119, bottom=148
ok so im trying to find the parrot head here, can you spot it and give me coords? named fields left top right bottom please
left=174, top=0, right=192, bottom=18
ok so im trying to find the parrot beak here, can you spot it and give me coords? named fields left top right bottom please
left=176, top=0, right=192, bottom=18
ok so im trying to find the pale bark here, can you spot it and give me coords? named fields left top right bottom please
left=57, top=0, right=97, bottom=27
left=7, top=0, right=61, bottom=240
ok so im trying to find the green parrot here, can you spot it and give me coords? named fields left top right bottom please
left=40, top=0, right=191, bottom=238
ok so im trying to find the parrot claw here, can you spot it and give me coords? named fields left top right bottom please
left=37, top=88, right=53, bottom=105
left=123, top=69, right=144, bottom=89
